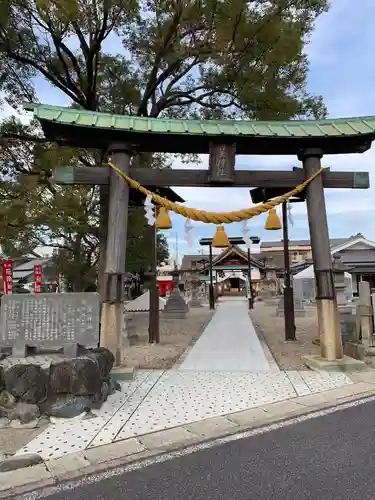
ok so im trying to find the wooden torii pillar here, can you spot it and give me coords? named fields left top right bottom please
left=101, top=143, right=131, bottom=365
left=300, top=149, right=343, bottom=361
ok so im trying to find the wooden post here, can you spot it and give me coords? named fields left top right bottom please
left=100, top=144, right=131, bottom=366
left=149, top=223, right=160, bottom=343
left=282, top=201, right=296, bottom=341
left=209, top=244, right=215, bottom=309
left=247, top=248, right=253, bottom=309
left=300, top=149, right=343, bottom=360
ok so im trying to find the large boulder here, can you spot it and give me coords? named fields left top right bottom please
left=39, top=394, right=93, bottom=418
left=81, top=347, right=115, bottom=378
left=91, top=380, right=110, bottom=409
left=5, top=364, right=48, bottom=404
left=48, top=358, right=101, bottom=396
left=107, top=377, right=121, bottom=395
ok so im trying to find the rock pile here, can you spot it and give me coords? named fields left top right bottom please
left=0, top=347, right=120, bottom=426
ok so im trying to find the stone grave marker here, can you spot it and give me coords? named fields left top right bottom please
left=0, top=293, right=100, bottom=358
left=276, top=295, right=306, bottom=317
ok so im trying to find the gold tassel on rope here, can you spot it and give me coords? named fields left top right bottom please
left=264, top=208, right=281, bottom=230
left=212, top=226, right=230, bottom=248
left=155, top=207, right=172, bottom=229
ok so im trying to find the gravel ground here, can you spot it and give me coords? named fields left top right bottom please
left=123, top=307, right=214, bottom=369
left=250, top=302, right=320, bottom=370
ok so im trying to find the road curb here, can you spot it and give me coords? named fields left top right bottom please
left=1, top=379, right=375, bottom=498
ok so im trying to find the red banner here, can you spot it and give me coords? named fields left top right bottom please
left=2, top=260, right=13, bottom=294
left=34, top=264, right=43, bottom=294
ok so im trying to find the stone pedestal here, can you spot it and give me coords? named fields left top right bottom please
left=338, top=304, right=357, bottom=344
left=276, top=296, right=305, bottom=317
left=162, top=289, right=189, bottom=319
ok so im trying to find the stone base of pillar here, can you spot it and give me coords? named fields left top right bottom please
left=302, top=354, right=367, bottom=373
left=317, top=298, right=343, bottom=361
left=100, top=302, right=125, bottom=367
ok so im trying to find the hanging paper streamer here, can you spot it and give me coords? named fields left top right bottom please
left=184, top=218, right=194, bottom=247
left=144, top=194, right=155, bottom=226
left=243, top=233, right=252, bottom=249
left=241, top=220, right=252, bottom=249
left=287, top=201, right=294, bottom=227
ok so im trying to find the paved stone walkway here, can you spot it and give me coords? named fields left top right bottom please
left=178, top=297, right=275, bottom=371
left=15, top=369, right=353, bottom=461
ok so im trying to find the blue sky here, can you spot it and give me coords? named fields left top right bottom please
left=3, top=0, right=375, bottom=261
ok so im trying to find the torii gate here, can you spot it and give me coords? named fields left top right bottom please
left=25, top=103, right=373, bottom=368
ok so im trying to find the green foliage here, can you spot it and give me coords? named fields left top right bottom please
left=0, top=0, right=328, bottom=118
left=0, top=0, right=329, bottom=289
left=0, top=118, right=167, bottom=288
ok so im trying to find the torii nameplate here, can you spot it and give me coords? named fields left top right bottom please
left=208, top=143, right=236, bottom=184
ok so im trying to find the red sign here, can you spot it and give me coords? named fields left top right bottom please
left=2, top=260, right=13, bottom=294
left=34, top=264, right=43, bottom=294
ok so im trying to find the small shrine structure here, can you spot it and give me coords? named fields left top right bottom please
left=157, top=261, right=175, bottom=297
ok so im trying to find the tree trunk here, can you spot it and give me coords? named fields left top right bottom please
left=71, top=235, right=85, bottom=292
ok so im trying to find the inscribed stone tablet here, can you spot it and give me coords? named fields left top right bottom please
left=0, top=293, right=100, bottom=347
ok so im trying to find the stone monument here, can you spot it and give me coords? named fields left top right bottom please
left=0, top=293, right=100, bottom=358
left=332, top=255, right=356, bottom=343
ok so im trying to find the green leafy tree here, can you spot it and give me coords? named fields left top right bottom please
left=0, top=0, right=328, bottom=119
left=0, top=117, right=169, bottom=289
left=0, top=0, right=328, bottom=289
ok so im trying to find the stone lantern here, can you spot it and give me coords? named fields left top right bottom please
left=162, top=266, right=189, bottom=319
left=332, top=254, right=352, bottom=306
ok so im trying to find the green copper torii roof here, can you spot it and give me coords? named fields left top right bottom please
left=24, top=103, right=375, bottom=155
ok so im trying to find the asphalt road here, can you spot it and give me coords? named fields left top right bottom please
left=41, top=399, right=375, bottom=500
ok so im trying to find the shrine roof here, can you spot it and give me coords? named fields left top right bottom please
left=24, top=103, right=375, bottom=155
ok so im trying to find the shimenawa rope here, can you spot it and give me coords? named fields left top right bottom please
left=108, top=161, right=323, bottom=224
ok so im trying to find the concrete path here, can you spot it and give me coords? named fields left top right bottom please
left=178, top=297, right=273, bottom=371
